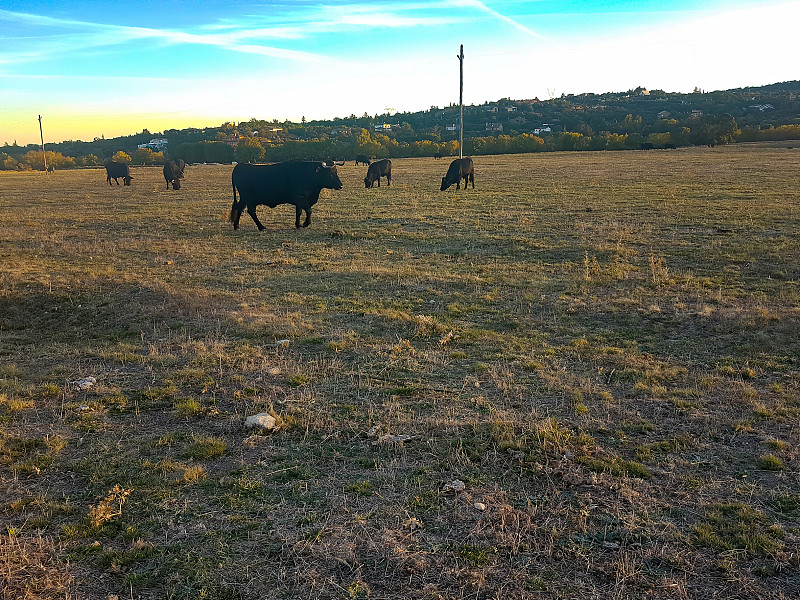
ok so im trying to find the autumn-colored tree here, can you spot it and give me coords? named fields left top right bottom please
left=75, top=154, right=100, bottom=167
left=132, top=147, right=155, bottom=165
left=235, top=137, right=264, bottom=163
left=23, top=150, right=75, bottom=170
left=0, top=153, right=19, bottom=170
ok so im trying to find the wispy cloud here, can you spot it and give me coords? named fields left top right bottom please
left=0, top=2, right=472, bottom=67
left=201, top=1, right=467, bottom=37
left=448, top=0, right=543, bottom=38
left=331, top=13, right=459, bottom=27
left=0, top=8, right=329, bottom=64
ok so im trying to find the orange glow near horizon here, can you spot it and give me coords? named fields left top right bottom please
left=2, top=110, right=235, bottom=147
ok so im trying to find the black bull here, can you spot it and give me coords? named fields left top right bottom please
left=230, top=161, right=343, bottom=230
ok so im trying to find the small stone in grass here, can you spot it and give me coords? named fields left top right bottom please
left=244, top=413, right=277, bottom=432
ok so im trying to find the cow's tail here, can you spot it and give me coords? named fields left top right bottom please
left=229, top=172, right=239, bottom=223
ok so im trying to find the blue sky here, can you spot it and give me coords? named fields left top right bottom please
left=2, top=0, right=799, bottom=145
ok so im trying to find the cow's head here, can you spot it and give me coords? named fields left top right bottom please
left=124, top=175, right=133, bottom=186
left=440, top=176, right=452, bottom=191
left=172, top=178, right=181, bottom=190
left=364, top=176, right=374, bottom=188
left=317, top=164, right=343, bottom=190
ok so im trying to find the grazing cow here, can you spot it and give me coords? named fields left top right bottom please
left=105, top=161, right=132, bottom=186
left=163, top=160, right=186, bottom=190
left=440, top=157, right=474, bottom=191
left=364, top=159, right=392, bottom=188
left=230, top=161, right=343, bottom=230
left=640, top=142, right=654, bottom=150
left=355, top=154, right=371, bottom=166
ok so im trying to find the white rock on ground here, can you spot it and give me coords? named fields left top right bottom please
left=244, top=413, right=277, bottom=431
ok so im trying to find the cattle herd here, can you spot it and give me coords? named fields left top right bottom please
left=104, top=156, right=476, bottom=229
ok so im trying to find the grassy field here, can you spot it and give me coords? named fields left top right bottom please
left=1, top=146, right=799, bottom=599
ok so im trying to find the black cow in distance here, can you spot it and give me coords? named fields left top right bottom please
left=440, top=158, right=475, bottom=191
left=364, top=159, right=392, bottom=188
left=163, top=160, right=186, bottom=190
left=105, top=161, right=132, bottom=186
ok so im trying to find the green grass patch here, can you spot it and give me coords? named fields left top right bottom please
left=184, top=435, right=227, bottom=460
left=576, top=455, right=652, bottom=479
left=691, top=503, right=785, bottom=557
left=756, top=454, right=785, bottom=471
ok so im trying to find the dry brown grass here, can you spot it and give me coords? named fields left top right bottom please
left=0, top=530, right=74, bottom=599
left=1, top=146, right=799, bottom=598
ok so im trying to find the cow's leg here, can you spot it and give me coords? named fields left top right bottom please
left=231, top=205, right=243, bottom=230
left=456, top=179, right=461, bottom=190
left=301, top=207, right=312, bottom=228
left=386, top=173, right=391, bottom=186
left=247, top=205, right=266, bottom=230
left=470, top=173, right=475, bottom=189
left=377, top=177, right=380, bottom=187
left=107, top=177, right=112, bottom=186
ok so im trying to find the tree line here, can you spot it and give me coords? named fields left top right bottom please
left=1, top=146, right=164, bottom=171
left=3, top=117, right=790, bottom=171
left=3, top=85, right=800, bottom=170
left=136, top=114, right=754, bottom=163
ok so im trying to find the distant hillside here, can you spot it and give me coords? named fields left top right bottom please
left=730, top=80, right=800, bottom=93
left=3, top=81, right=800, bottom=168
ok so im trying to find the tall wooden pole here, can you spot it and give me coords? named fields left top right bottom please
left=38, top=115, right=48, bottom=172
left=458, top=44, right=464, bottom=159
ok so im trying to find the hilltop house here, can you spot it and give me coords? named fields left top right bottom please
left=137, top=138, right=168, bottom=151
left=219, top=133, right=241, bottom=147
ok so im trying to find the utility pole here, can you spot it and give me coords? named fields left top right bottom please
left=38, top=115, right=48, bottom=172
left=458, top=44, right=464, bottom=159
